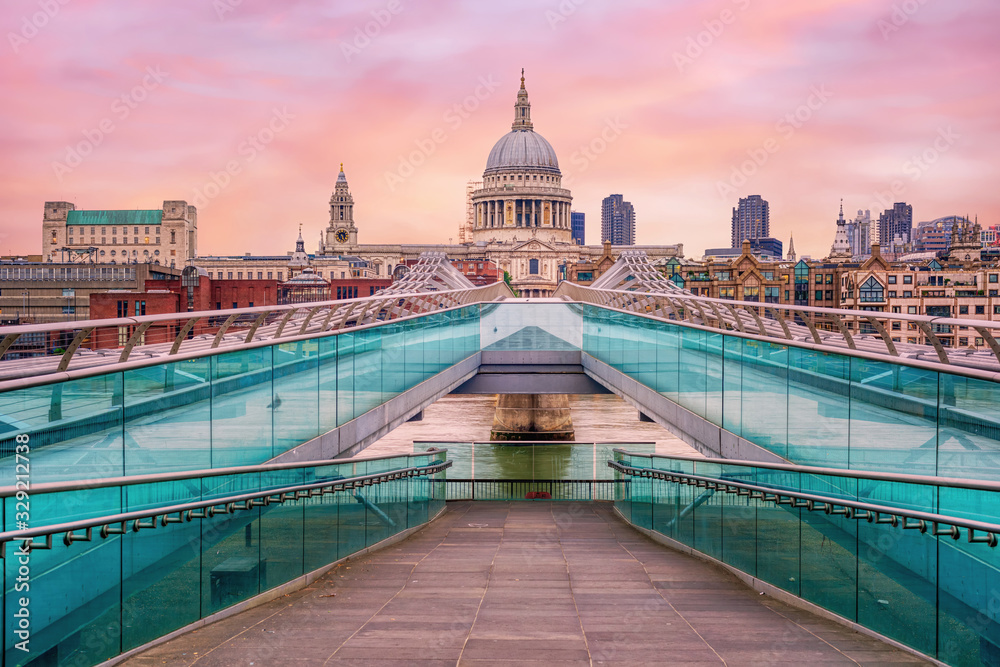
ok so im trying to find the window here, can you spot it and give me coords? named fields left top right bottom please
left=744, top=285, right=759, bottom=302
left=859, top=277, right=884, bottom=302
left=762, top=271, right=774, bottom=280
left=764, top=286, right=779, bottom=303
left=719, top=287, right=735, bottom=300
left=716, top=271, right=730, bottom=280
left=960, top=337, right=968, bottom=346
left=208, top=272, right=214, bottom=279
left=888, top=275, right=897, bottom=284
left=995, top=306, right=1000, bottom=315
left=903, top=274, right=912, bottom=284
left=990, top=274, right=998, bottom=284
left=267, top=272, right=273, bottom=279
left=117, top=300, right=128, bottom=318
left=908, top=306, right=917, bottom=314
left=529, top=258, right=539, bottom=274
left=278, top=272, right=283, bottom=280
left=815, top=274, right=823, bottom=284
left=133, top=227, right=139, bottom=234
left=991, top=290, right=999, bottom=297
left=888, top=291, right=897, bottom=298
left=62, top=305, right=75, bottom=314
left=825, top=290, right=833, bottom=300
left=62, top=288, right=75, bottom=297
left=170, top=230, right=176, bottom=243
left=976, top=305, right=985, bottom=315
left=960, top=305, right=969, bottom=315
left=237, top=272, right=243, bottom=280
left=825, top=274, right=833, bottom=285
left=249, top=302, right=254, bottom=307
left=135, top=300, right=146, bottom=316
left=144, top=237, right=149, bottom=244
left=257, top=272, right=263, bottom=279
left=903, top=291, right=912, bottom=298
left=577, top=271, right=593, bottom=281
left=227, top=272, right=233, bottom=279
left=815, top=290, right=823, bottom=301
left=978, top=337, right=985, bottom=346
left=233, top=302, right=238, bottom=309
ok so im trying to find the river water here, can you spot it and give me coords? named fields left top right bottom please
left=356, top=394, right=700, bottom=479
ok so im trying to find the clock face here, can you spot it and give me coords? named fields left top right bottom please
left=335, top=229, right=349, bottom=243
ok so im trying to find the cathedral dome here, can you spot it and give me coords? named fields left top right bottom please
left=485, top=130, right=560, bottom=175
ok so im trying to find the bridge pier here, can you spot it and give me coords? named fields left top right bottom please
left=490, top=393, right=575, bottom=441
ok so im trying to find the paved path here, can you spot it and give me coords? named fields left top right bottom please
left=123, top=502, right=926, bottom=666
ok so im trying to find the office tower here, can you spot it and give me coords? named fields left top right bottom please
left=878, top=202, right=913, bottom=247
left=731, top=195, right=770, bottom=247
left=571, top=211, right=585, bottom=245
left=601, top=194, right=635, bottom=245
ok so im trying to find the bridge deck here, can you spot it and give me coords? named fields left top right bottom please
left=122, top=502, right=925, bottom=666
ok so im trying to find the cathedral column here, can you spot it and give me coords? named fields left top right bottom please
left=532, top=199, right=536, bottom=227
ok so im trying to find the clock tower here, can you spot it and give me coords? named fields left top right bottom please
left=321, top=164, right=358, bottom=253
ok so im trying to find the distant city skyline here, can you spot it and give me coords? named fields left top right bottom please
left=1, top=1, right=998, bottom=260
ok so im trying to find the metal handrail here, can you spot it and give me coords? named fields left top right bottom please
left=608, top=460, right=999, bottom=547
left=0, top=280, right=513, bottom=385
left=0, top=460, right=451, bottom=558
left=0, top=448, right=448, bottom=498
left=611, top=448, right=1000, bottom=492
left=555, top=279, right=1000, bottom=372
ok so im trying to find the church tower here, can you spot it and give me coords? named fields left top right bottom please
left=322, top=164, right=358, bottom=253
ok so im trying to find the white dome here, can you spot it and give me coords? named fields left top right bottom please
left=485, top=130, right=560, bottom=175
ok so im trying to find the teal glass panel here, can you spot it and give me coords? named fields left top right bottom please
left=121, top=510, right=201, bottom=652
left=124, top=357, right=211, bottom=476
left=653, top=321, right=679, bottom=401
left=353, top=328, right=382, bottom=416
left=753, top=469, right=800, bottom=595
left=786, top=348, right=850, bottom=468
left=4, top=536, right=123, bottom=666
left=722, top=335, right=743, bottom=435
left=797, top=474, right=857, bottom=621
left=704, top=332, right=724, bottom=426
left=938, top=485, right=1000, bottom=666
left=273, top=340, right=319, bottom=457
left=403, top=318, right=427, bottom=388
left=677, top=327, right=706, bottom=417
left=719, top=463, right=756, bottom=576
left=6, top=373, right=125, bottom=483
left=304, top=486, right=340, bottom=572
left=938, top=373, right=1000, bottom=481
left=337, top=487, right=367, bottom=557
left=200, top=504, right=263, bottom=615
left=336, top=331, right=356, bottom=426
left=849, top=359, right=938, bottom=474
left=380, top=322, right=407, bottom=401
left=211, top=347, right=273, bottom=468
left=318, top=335, right=338, bottom=433
left=740, top=339, right=788, bottom=459
left=856, top=480, right=937, bottom=656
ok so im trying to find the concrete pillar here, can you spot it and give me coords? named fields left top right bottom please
left=490, top=394, right=576, bottom=442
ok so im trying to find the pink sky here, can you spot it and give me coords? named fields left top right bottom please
left=1, top=0, right=998, bottom=259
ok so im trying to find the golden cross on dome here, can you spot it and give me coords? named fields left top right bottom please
left=340, top=162, right=344, bottom=172
left=520, top=68, right=525, bottom=88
